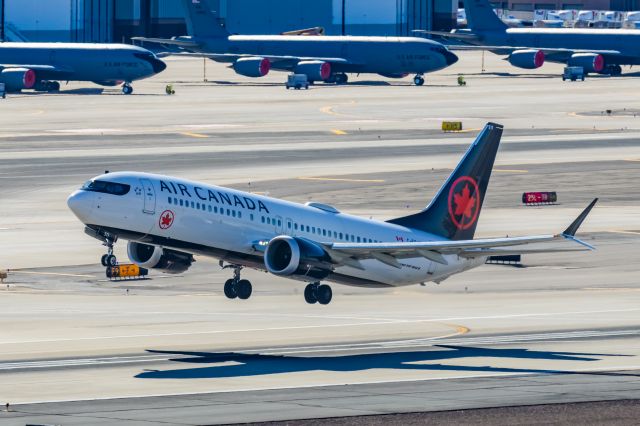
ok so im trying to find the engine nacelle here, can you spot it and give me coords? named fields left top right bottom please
left=294, top=60, right=331, bottom=81
left=1, top=68, right=36, bottom=91
left=568, top=53, right=604, bottom=73
left=508, top=49, right=545, bottom=69
left=264, top=235, right=330, bottom=277
left=127, top=241, right=194, bottom=274
left=233, top=57, right=270, bottom=77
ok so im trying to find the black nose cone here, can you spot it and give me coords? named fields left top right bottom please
left=153, top=58, right=167, bottom=74
left=445, top=50, right=458, bottom=66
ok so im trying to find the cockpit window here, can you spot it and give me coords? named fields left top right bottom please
left=134, top=52, right=156, bottom=61
left=81, top=180, right=130, bottom=196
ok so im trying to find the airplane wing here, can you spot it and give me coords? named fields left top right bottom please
left=170, top=52, right=354, bottom=66
left=0, top=64, right=74, bottom=79
left=320, top=198, right=597, bottom=269
left=131, top=36, right=201, bottom=49
left=445, top=44, right=622, bottom=56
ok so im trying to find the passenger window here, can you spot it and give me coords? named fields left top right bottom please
left=250, top=214, right=254, bottom=220
left=294, top=223, right=298, bottom=230
left=261, top=216, right=265, bottom=223
left=322, top=229, right=326, bottom=236
left=238, top=212, right=242, bottom=218
left=288, top=222, right=291, bottom=229
left=214, top=206, right=218, bottom=213
left=351, top=235, right=355, bottom=242
left=208, top=205, right=212, bottom=212
left=232, top=210, right=236, bottom=217
left=168, top=197, right=172, bottom=204
left=190, top=201, right=195, bottom=208
left=179, top=199, right=184, bottom=206
left=278, top=220, right=282, bottom=226
left=196, top=203, right=200, bottom=209
left=339, top=233, right=343, bottom=239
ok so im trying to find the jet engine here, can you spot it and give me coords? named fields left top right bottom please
left=0, top=68, right=37, bottom=92
left=568, top=53, right=604, bottom=73
left=233, top=57, right=270, bottom=77
left=127, top=241, right=194, bottom=274
left=508, top=50, right=545, bottom=69
left=294, top=60, right=331, bottom=81
left=264, top=236, right=331, bottom=278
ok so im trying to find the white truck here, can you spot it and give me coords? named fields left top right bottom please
left=285, top=74, right=310, bottom=90
left=562, top=66, right=585, bottom=81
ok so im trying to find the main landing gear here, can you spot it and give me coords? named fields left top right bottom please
left=326, top=73, right=348, bottom=85
left=413, top=74, right=425, bottom=86
left=100, top=235, right=118, bottom=267
left=304, top=282, right=333, bottom=305
left=122, top=83, right=134, bottom=95
left=223, top=265, right=253, bottom=300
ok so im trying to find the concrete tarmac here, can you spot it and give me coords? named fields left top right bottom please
left=0, top=51, right=639, bottom=424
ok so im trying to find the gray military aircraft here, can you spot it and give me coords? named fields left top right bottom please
left=0, top=43, right=166, bottom=94
left=422, top=0, right=639, bottom=75
left=133, top=0, right=458, bottom=86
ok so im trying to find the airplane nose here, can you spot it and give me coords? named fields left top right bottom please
left=152, top=58, right=167, bottom=74
left=67, top=190, right=93, bottom=223
left=444, top=50, right=459, bottom=66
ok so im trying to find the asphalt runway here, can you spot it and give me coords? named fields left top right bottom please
left=0, top=51, right=639, bottom=424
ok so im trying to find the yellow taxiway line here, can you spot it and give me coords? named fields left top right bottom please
left=298, top=177, right=385, bottom=183
left=180, top=132, right=209, bottom=139
left=331, top=129, right=348, bottom=135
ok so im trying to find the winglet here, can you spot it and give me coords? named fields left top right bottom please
left=563, top=198, right=598, bottom=237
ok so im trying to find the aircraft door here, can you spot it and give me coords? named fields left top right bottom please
left=140, top=179, right=156, bottom=214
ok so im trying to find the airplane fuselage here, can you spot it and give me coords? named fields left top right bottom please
left=478, top=28, right=640, bottom=64
left=67, top=172, right=479, bottom=288
left=0, top=42, right=166, bottom=83
left=201, top=35, right=458, bottom=74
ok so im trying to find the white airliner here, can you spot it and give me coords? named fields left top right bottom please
left=67, top=123, right=597, bottom=305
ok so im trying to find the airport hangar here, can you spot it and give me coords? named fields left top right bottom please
left=2, top=0, right=457, bottom=43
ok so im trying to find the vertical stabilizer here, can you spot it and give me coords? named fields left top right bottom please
left=387, top=123, right=503, bottom=240
left=464, top=0, right=508, bottom=32
left=182, top=0, right=230, bottom=39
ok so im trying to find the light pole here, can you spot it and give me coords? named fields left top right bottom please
left=341, top=0, right=345, bottom=35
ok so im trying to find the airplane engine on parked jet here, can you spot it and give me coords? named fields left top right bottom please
left=233, top=57, right=270, bottom=77
left=568, top=53, right=604, bottom=73
left=0, top=68, right=36, bottom=91
left=127, top=241, right=194, bottom=274
left=264, top=235, right=331, bottom=279
left=294, top=61, right=331, bottom=81
left=508, top=50, right=545, bottom=69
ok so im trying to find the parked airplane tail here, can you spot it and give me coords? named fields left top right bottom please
left=182, top=0, right=230, bottom=39
left=387, top=122, right=503, bottom=241
left=464, top=0, right=508, bottom=32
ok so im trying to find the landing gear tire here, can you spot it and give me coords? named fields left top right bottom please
left=224, top=278, right=237, bottom=299
left=104, top=254, right=118, bottom=266
left=304, top=283, right=332, bottom=305
left=237, top=279, right=252, bottom=300
left=48, top=81, right=60, bottom=92
left=414, top=75, right=425, bottom=86
left=304, top=283, right=318, bottom=304
left=122, top=83, right=133, bottom=95
left=610, top=65, right=622, bottom=76
left=101, top=254, right=109, bottom=267
left=316, top=284, right=332, bottom=305
left=335, top=73, right=348, bottom=84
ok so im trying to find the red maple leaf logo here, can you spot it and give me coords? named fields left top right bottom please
left=159, top=210, right=174, bottom=229
left=453, top=184, right=476, bottom=219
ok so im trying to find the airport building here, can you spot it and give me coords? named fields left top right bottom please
left=2, top=0, right=457, bottom=43
left=490, top=0, right=640, bottom=11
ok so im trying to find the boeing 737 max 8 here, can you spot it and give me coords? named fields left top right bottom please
left=67, top=123, right=597, bottom=305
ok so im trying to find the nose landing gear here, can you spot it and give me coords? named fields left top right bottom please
left=222, top=264, right=253, bottom=300
left=304, top=282, right=333, bottom=305
left=99, top=235, right=118, bottom=267
left=413, top=74, right=425, bottom=86
left=122, top=83, right=134, bottom=95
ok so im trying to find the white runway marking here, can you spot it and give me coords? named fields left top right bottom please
left=1, top=308, right=639, bottom=345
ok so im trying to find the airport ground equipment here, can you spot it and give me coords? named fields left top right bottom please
left=523, top=192, right=558, bottom=205
left=165, top=84, right=175, bottom=95
left=286, top=74, right=309, bottom=90
left=563, top=66, right=585, bottom=81
left=106, top=263, right=149, bottom=280
left=486, top=254, right=522, bottom=266
left=0, top=270, right=7, bottom=283
left=457, top=75, right=467, bottom=86
left=442, top=121, right=463, bottom=131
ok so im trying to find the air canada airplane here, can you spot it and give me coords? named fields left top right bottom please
left=133, top=0, right=457, bottom=86
left=67, top=123, right=597, bottom=305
